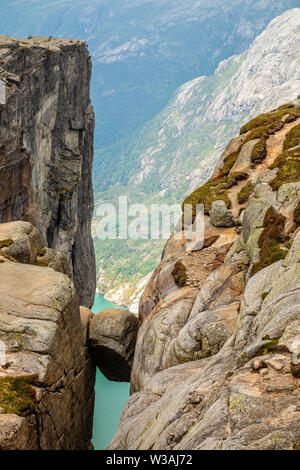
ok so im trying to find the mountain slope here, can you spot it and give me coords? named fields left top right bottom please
left=0, top=1, right=299, bottom=191
left=109, top=97, right=300, bottom=450
left=96, top=9, right=300, bottom=306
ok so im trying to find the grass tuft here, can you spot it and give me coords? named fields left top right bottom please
left=0, top=375, right=38, bottom=416
left=172, top=261, right=187, bottom=287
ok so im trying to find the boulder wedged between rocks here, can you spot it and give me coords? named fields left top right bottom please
left=88, top=308, right=138, bottom=382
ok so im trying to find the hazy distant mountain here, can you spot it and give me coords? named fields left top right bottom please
left=0, top=0, right=299, bottom=190
left=125, top=8, right=300, bottom=199
left=98, top=8, right=300, bottom=306
left=1, top=2, right=300, bottom=305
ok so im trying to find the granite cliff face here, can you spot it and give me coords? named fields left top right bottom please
left=0, top=221, right=95, bottom=449
left=109, top=99, right=300, bottom=450
left=0, top=35, right=95, bottom=308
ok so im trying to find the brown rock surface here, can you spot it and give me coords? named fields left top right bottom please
left=109, top=105, right=300, bottom=450
left=89, top=308, right=138, bottom=382
left=0, top=251, right=95, bottom=449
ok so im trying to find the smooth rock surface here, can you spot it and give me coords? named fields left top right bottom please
left=109, top=102, right=300, bottom=450
left=0, top=254, right=96, bottom=449
left=89, top=308, right=138, bottom=382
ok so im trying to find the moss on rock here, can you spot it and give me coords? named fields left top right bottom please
left=283, top=122, right=300, bottom=151
left=0, top=250, right=17, bottom=263
left=183, top=176, right=231, bottom=217
left=35, top=259, right=49, bottom=267
left=0, top=239, right=13, bottom=249
left=240, top=105, right=300, bottom=135
left=172, top=261, right=187, bottom=287
left=250, top=206, right=287, bottom=276
left=0, top=375, right=38, bottom=416
left=225, top=171, right=248, bottom=189
left=237, top=181, right=255, bottom=204
left=294, top=201, right=300, bottom=226
left=270, top=147, right=300, bottom=191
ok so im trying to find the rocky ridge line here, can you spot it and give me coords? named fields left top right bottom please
left=109, top=99, right=300, bottom=450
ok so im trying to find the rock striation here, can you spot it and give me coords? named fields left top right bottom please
left=0, top=221, right=96, bottom=450
left=0, top=35, right=95, bottom=308
left=109, top=100, right=300, bottom=450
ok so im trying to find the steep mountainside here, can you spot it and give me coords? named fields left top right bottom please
left=109, top=99, right=300, bottom=450
left=124, top=9, right=300, bottom=195
left=96, top=9, right=300, bottom=306
left=0, top=35, right=95, bottom=308
left=0, top=0, right=298, bottom=190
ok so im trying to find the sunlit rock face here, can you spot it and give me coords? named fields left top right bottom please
left=0, top=221, right=96, bottom=450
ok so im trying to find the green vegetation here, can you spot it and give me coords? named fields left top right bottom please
left=0, top=250, right=17, bottom=263
left=225, top=171, right=248, bottom=189
left=38, top=248, right=47, bottom=257
left=219, top=151, right=240, bottom=176
left=255, top=338, right=279, bottom=356
left=250, top=138, right=267, bottom=164
left=35, top=259, right=49, bottom=267
left=0, top=239, right=13, bottom=248
left=240, top=105, right=300, bottom=134
left=270, top=147, right=300, bottom=191
left=172, top=261, right=187, bottom=287
left=239, top=105, right=300, bottom=165
left=293, top=438, right=300, bottom=451
left=250, top=206, right=287, bottom=276
left=261, top=292, right=268, bottom=300
left=294, top=201, right=300, bottom=226
left=237, top=181, right=255, bottom=204
left=277, top=103, right=295, bottom=110
left=182, top=104, right=299, bottom=223
left=183, top=176, right=231, bottom=217
left=0, top=375, right=38, bottom=416
left=97, top=102, right=299, bottom=298
left=283, top=123, right=300, bottom=151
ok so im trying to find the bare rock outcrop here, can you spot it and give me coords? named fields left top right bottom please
left=89, top=309, right=138, bottom=382
left=109, top=102, right=300, bottom=450
left=0, top=221, right=96, bottom=450
left=0, top=35, right=95, bottom=308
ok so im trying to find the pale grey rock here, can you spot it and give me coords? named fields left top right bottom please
left=0, top=414, right=38, bottom=450
left=229, top=139, right=259, bottom=174
left=96, top=9, right=300, bottom=303
left=109, top=232, right=300, bottom=450
left=210, top=200, right=235, bottom=227
left=127, top=9, right=300, bottom=196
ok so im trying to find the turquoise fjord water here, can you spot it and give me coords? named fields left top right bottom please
left=91, top=294, right=130, bottom=450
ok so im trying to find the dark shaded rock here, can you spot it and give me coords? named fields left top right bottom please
left=0, top=35, right=95, bottom=308
left=88, top=308, right=138, bottom=382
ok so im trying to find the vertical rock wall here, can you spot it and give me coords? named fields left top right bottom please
left=0, top=35, right=96, bottom=308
